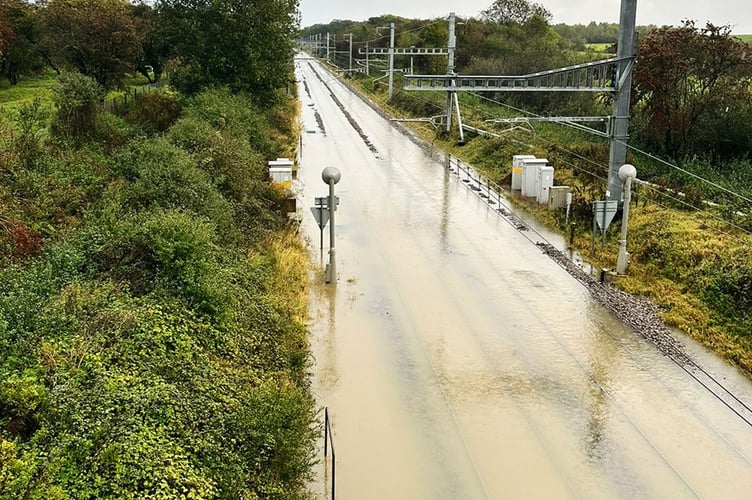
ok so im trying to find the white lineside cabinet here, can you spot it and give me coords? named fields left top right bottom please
left=268, top=158, right=294, bottom=189
left=521, top=158, right=548, bottom=198
left=537, top=166, right=554, bottom=204
left=511, top=155, right=536, bottom=190
left=548, top=185, right=571, bottom=209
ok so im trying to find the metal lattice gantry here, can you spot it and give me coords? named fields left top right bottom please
left=358, top=31, right=451, bottom=99
left=359, top=47, right=449, bottom=56
left=397, top=0, right=638, bottom=203
left=403, top=56, right=634, bottom=93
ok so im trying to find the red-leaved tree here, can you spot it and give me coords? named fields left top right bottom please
left=633, top=21, right=752, bottom=161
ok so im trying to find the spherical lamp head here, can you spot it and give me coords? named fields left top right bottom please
left=322, top=167, right=341, bottom=184
left=618, top=163, right=637, bottom=182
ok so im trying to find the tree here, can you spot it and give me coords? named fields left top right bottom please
left=0, top=6, right=11, bottom=54
left=131, top=2, right=169, bottom=83
left=38, top=0, right=141, bottom=89
left=0, top=0, right=48, bottom=85
left=481, top=0, right=552, bottom=25
left=457, top=14, right=565, bottom=75
left=0, top=4, right=15, bottom=69
left=632, top=21, right=752, bottom=161
left=157, top=0, right=300, bottom=100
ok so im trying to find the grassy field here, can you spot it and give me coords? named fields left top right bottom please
left=585, top=42, right=612, bottom=52
left=0, top=71, right=57, bottom=112
left=738, top=34, right=752, bottom=44
left=0, top=71, right=154, bottom=114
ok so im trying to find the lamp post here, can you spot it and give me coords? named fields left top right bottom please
left=616, top=163, right=637, bottom=274
left=322, top=167, right=341, bottom=283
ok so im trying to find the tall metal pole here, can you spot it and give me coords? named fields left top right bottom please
left=445, top=12, right=456, bottom=133
left=348, top=33, right=353, bottom=75
left=326, top=32, right=330, bottom=62
left=388, top=22, right=395, bottom=100
left=616, top=164, right=637, bottom=274
left=328, top=178, right=336, bottom=281
left=322, top=167, right=341, bottom=284
left=607, top=0, right=637, bottom=203
left=365, top=42, right=370, bottom=76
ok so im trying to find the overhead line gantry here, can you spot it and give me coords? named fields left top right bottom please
left=398, top=1, right=638, bottom=203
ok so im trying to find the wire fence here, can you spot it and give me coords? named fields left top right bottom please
left=103, top=81, right=166, bottom=114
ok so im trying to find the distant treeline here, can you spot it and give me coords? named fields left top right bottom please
left=0, top=0, right=298, bottom=101
left=552, top=22, right=657, bottom=50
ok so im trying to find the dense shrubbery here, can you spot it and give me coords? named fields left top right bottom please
left=51, top=72, right=103, bottom=139
left=0, top=81, right=316, bottom=498
left=127, top=91, right=182, bottom=133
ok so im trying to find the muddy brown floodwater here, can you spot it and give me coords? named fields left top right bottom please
left=294, top=56, right=752, bottom=499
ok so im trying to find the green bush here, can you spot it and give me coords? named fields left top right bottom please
left=114, top=137, right=235, bottom=237
left=182, top=88, right=275, bottom=156
left=93, top=112, right=137, bottom=150
left=165, top=115, right=220, bottom=154
left=51, top=73, right=103, bottom=139
left=167, top=116, right=266, bottom=202
left=84, top=209, right=221, bottom=310
left=703, top=249, right=752, bottom=336
left=13, top=99, right=51, bottom=169
left=128, top=91, right=182, bottom=133
left=12, top=145, right=115, bottom=229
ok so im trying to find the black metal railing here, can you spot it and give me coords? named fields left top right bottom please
left=323, top=407, right=336, bottom=499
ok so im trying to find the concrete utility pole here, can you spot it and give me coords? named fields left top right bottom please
left=445, top=12, right=456, bottom=133
left=607, top=0, right=637, bottom=203
left=365, top=42, right=370, bottom=76
left=326, top=32, right=331, bottom=62
left=348, top=33, right=353, bottom=75
left=388, top=22, right=395, bottom=100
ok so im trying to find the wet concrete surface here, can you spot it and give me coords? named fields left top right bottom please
left=295, top=57, right=752, bottom=499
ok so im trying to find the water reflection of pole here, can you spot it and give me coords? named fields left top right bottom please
left=440, top=155, right=452, bottom=253
left=322, top=281, right=338, bottom=495
left=584, top=307, right=619, bottom=460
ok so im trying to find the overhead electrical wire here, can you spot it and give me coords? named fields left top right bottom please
left=625, top=143, right=752, bottom=206
left=349, top=18, right=446, bottom=45
left=467, top=91, right=752, bottom=209
left=456, top=91, right=752, bottom=240
left=309, top=55, right=752, bottom=432
left=321, top=32, right=751, bottom=241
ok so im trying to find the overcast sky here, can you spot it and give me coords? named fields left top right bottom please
left=299, top=0, right=752, bottom=34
